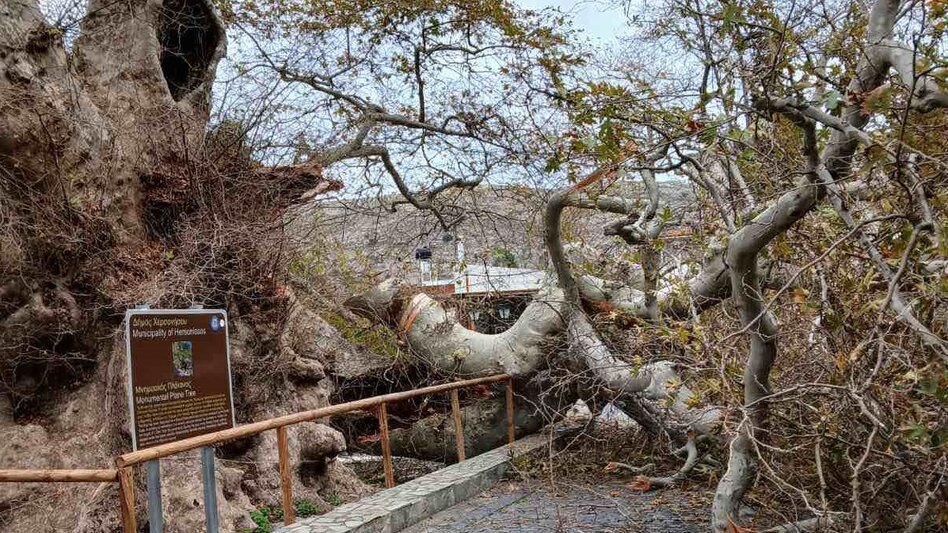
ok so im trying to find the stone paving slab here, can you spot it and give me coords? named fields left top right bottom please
left=401, top=480, right=710, bottom=533
left=277, top=433, right=556, bottom=533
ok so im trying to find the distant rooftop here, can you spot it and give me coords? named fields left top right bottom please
left=423, top=264, right=547, bottom=296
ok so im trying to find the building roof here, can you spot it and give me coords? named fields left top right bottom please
left=423, top=264, right=547, bottom=296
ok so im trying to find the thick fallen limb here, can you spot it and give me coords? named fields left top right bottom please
left=347, top=280, right=566, bottom=377
left=545, top=179, right=723, bottom=436
left=575, top=248, right=731, bottom=320
left=347, top=278, right=720, bottom=432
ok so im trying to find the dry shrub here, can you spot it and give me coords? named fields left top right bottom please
left=0, top=117, right=334, bottom=420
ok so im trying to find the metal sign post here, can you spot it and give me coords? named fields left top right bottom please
left=146, top=459, right=163, bottom=532
left=200, top=446, right=220, bottom=533
left=134, top=305, right=164, bottom=533
left=191, top=304, right=220, bottom=533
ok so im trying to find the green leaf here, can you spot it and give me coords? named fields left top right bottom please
left=544, top=157, right=561, bottom=174
left=722, top=3, right=744, bottom=32
left=904, top=422, right=930, bottom=444
left=823, top=90, right=842, bottom=110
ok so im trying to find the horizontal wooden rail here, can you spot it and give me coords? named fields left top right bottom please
left=117, top=373, right=510, bottom=467
left=0, top=469, right=118, bottom=483
left=0, top=373, right=515, bottom=533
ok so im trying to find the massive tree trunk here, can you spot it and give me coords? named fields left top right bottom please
left=347, top=280, right=568, bottom=377
left=1, top=0, right=224, bottom=230
left=348, top=275, right=721, bottom=435
left=2, top=0, right=226, bottom=425
left=1, top=2, right=357, bottom=531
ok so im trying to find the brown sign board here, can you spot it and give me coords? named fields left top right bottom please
left=124, top=309, right=235, bottom=451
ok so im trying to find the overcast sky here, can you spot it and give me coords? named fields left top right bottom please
left=517, top=0, right=632, bottom=46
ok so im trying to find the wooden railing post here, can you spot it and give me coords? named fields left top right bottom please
left=118, top=466, right=136, bottom=533
left=377, top=402, right=395, bottom=488
left=449, top=388, right=465, bottom=461
left=505, top=378, right=515, bottom=445
left=277, top=426, right=295, bottom=525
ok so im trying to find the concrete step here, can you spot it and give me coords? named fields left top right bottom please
left=276, top=433, right=553, bottom=533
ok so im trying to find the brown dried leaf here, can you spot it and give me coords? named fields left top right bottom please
left=726, top=517, right=757, bottom=533
left=629, top=475, right=651, bottom=491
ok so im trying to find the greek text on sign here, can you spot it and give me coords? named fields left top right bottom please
left=125, top=309, right=235, bottom=450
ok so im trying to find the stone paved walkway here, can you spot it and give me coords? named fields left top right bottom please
left=277, top=433, right=557, bottom=533
left=401, top=480, right=710, bottom=533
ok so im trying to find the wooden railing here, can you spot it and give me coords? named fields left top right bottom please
left=0, top=374, right=516, bottom=532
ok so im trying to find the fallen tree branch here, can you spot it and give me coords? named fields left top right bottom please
left=630, top=430, right=700, bottom=490
left=604, top=462, right=655, bottom=475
